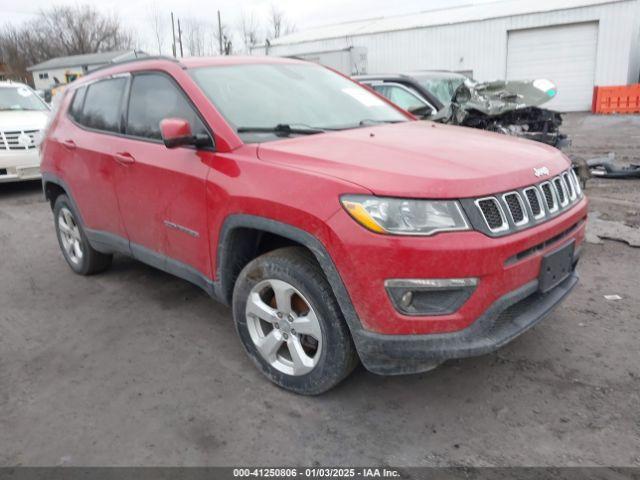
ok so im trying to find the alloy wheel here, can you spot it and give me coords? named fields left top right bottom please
left=245, top=279, right=323, bottom=376
left=58, top=207, right=83, bottom=265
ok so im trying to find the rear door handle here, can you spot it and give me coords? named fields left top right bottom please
left=62, top=139, right=76, bottom=150
left=114, top=152, right=136, bottom=165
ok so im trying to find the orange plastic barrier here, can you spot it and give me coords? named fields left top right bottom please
left=592, top=84, right=640, bottom=114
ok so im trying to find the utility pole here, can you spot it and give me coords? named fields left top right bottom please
left=171, top=12, right=176, bottom=58
left=177, top=18, right=184, bottom=58
left=217, top=10, right=223, bottom=55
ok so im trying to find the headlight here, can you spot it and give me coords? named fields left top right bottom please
left=341, top=195, right=470, bottom=236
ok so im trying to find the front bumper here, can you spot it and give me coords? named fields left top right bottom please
left=324, top=195, right=587, bottom=374
left=0, top=150, right=41, bottom=183
left=352, top=270, right=578, bottom=375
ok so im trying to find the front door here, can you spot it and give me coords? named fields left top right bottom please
left=113, top=72, right=213, bottom=278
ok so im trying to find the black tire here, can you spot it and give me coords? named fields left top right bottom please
left=232, top=247, right=359, bottom=395
left=53, top=194, right=113, bottom=275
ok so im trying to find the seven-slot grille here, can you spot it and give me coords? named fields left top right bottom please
left=562, top=172, right=575, bottom=200
left=476, top=198, right=505, bottom=231
left=471, top=169, right=583, bottom=236
left=0, top=130, right=39, bottom=151
left=553, top=177, right=567, bottom=205
left=540, top=182, right=556, bottom=211
left=503, top=192, right=527, bottom=225
left=524, top=187, right=543, bottom=218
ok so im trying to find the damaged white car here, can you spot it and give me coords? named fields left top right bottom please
left=355, top=71, right=569, bottom=148
left=0, top=81, right=49, bottom=183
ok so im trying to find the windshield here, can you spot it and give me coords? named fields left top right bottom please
left=189, top=63, right=408, bottom=142
left=414, top=75, right=467, bottom=106
left=0, top=86, right=48, bottom=111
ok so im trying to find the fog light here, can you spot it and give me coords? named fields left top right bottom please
left=385, top=278, right=478, bottom=316
left=400, top=291, right=414, bottom=308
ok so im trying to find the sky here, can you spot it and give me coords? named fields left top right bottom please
left=0, top=0, right=499, bottom=54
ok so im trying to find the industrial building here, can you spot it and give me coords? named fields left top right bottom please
left=252, top=0, right=640, bottom=111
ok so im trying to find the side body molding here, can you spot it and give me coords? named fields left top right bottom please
left=39, top=180, right=365, bottom=340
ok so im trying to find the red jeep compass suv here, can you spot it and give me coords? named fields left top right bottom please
left=40, top=56, right=587, bottom=394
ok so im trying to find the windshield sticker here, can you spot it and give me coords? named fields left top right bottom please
left=17, top=87, right=33, bottom=97
left=342, top=87, right=385, bottom=107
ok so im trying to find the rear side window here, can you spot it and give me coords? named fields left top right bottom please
left=80, top=78, right=126, bottom=133
left=126, top=73, right=208, bottom=140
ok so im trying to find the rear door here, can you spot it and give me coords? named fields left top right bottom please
left=63, top=77, right=129, bottom=239
left=113, top=71, right=213, bottom=277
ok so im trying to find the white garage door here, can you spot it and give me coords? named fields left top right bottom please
left=507, top=22, right=598, bottom=112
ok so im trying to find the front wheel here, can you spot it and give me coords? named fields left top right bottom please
left=232, top=247, right=359, bottom=395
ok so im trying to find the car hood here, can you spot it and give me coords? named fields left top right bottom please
left=0, top=110, right=49, bottom=131
left=256, top=121, right=571, bottom=198
left=434, top=78, right=558, bottom=119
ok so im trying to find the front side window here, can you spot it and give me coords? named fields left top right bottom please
left=189, top=63, right=408, bottom=142
left=80, top=77, right=126, bottom=132
left=0, top=85, right=49, bottom=111
left=372, top=84, right=429, bottom=112
left=126, top=73, right=208, bottom=140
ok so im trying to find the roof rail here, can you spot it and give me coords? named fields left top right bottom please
left=90, top=54, right=182, bottom=74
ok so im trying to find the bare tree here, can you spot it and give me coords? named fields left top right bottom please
left=183, top=18, right=215, bottom=57
left=148, top=3, right=166, bottom=55
left=214, top=19, right=233, bottom=55
left=268, top=5, right=295, bottom=40
left=238, top=10, right=260, bottom=53
left=0, top=5, right=133, bottom=82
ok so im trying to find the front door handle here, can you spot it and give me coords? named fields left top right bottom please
left=62, top=139, right=76, bottom=150
left=114, top=152, right=136, bottom=165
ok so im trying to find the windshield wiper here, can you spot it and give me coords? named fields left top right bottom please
left=358, top=119, right=404, bottom=126
left=237, top=123, right=326, bottom=136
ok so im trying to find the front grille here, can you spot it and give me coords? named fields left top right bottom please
left=464, top=168, right=583, bottom=237
left=524, top=187, right=543, bottom=218
left=477, top=198, right=505, bottom=231
left=503, top=192, right=526, bottom=225
left=540, top=183, right=556, bottom=211
left=563, top=172, right=575, bottom=200
left=571, top=169, right=582, bottom=195
left=0, top=130, right=39, bottom=151
left=553, top=178, right=566, bottom=205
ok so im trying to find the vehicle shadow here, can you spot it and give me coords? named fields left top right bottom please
left=0, top=180, right=43, bottom=203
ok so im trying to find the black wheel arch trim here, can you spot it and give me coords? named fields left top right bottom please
left=216, top=214, right=365, bottom=336
left=41, top=173, right=86, bottom=224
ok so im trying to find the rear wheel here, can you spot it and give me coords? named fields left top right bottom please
left=53, top=195, right=112, bottom=275
left=232, top=247, right=359, bottom=395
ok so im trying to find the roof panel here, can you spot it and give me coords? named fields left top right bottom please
left=265, top=0, right=626, bottom=46
left=27, top=50, right=142, bottom=72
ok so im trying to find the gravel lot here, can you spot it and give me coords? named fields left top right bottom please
left=1, top=114, right=639, bottom=466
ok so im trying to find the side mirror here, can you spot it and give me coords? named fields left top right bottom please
left=160, top=118, right=212, bottom=149
left=408, top=105, right=435, bottom=118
